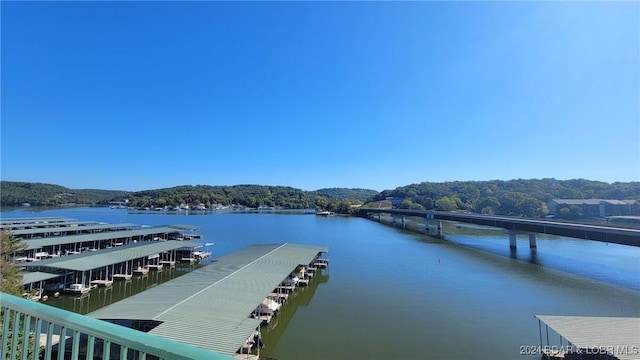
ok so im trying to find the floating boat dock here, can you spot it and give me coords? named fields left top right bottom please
left=19, top=240, right=204, bottom=293
left=88, top=243, right=329, bottom=357
left=15, top=223, right=197, bottom=262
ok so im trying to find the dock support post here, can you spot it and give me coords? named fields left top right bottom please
left=437, top=221, right=443, bottom=236
left=402, top=216, right=406, bottom=229
left=528, top=234, right=537, bottom=249
left=392, top=215, right=396, bottom=225
left=509, top=232, right=517, bottom=249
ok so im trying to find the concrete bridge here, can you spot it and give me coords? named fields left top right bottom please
left=359, top=208, right=640, bottom=249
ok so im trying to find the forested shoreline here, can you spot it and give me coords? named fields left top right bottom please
left=372, top=179, right=640, bottom=217
left=1, top=179, right=638, bottom=217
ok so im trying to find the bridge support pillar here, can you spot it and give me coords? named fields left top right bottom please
left=424, top=218, right=430, bottom=233
left=392, top=215, right=396, bottom=225
left=509, top=232, right=517, bottom=249
left=437, top=221, right=443, bottom=236
left=529, top=234, right=537, bottom=249
left=402, top=216, right=406, bottom=229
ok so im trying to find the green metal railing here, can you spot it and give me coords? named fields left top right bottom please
left=1, top=292, right=235, bottom=360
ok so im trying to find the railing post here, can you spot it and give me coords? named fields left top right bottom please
left=21, top=313, right=32, bottom=360
left=103, top=339, right=111, bottom=360
left=10, top=310, right=20, bottom=360
left=45, top=321, right=54, bottom=360
left=33, top=317, right=42, bottom=359
left=57, top=326, right=67, bottom=360
left=72, top=329, right=81, bottom=359
left=2, top=307, right=11, bottom=357
left=86, top=334, right=95, bottom=359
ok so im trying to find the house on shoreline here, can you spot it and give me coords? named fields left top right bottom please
left=547, top=199, right=639, bottom=218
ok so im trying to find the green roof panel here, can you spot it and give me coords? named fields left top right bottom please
left=88, top=243, right=328, bottom=355
left=23, top=227, right=184, bottom=250
left=19, top=241, right=202, bottom=271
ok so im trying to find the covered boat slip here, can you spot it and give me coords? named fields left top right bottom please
left=19, top=241, right=203, bottom=288
left=0, top=217, right=79, bottom=230
left=20, top=271, right=64, bottom=285
left=17, top=226, right=188, bottom=259
left=11, top=222, right=140, bottom=239
left=20, top=240, right=202, bottom=272
left=20, top=271, right=66, bottom=299
left=535, top=315, right=640, bottom=360
left=88, top=243, right=329, bottom=356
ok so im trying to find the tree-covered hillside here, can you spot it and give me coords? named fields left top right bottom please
left=313, top=188, right=379, bottom=202
left=3, top=179, right=639, bottom=218
left=0, top=182, right=379, bottom=212
left=128, top=185, right=315, bottom=209
left=0, top=182, right=131, bottom=206
left=371, top=179, right=640, bottom=217
left=126, top=184, right=377, bottom=212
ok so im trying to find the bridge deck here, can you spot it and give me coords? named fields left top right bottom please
left=361, top=208, right=640, bottom=247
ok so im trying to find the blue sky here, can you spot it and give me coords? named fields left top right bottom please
left=1, top=1, right=638, bottom=192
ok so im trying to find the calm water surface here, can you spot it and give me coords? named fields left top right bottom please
left=4, top=207, right=639, bottom=360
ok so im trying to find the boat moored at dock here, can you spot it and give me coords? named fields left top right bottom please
left=133, top=266, right=149, bottom=275
left=90, top=279, right=113, bottom=287
left=14, top=217, right=212, bottom=298
left=64, top=283, right=90, bottom=294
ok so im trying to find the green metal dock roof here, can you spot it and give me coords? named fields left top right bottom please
left=0, top=217, right=75, bottom=225
left=19, top=241, right=202, bottom=271
left=168, top=224, right=199, bottom=231
left=12, top=222, right=139, bottom=237
left=20, top=271, right=64, bottom=285
left=1, top=217, right=79, bottom=230
left=88, top=243, right=328, bottom=355
left=22, top=226, right=184, bottom=250
left=536, top=315, right=640, bottom=360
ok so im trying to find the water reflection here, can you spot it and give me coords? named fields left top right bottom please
left=43, top=264, right=199, bottom=315
left=378, top=215, right=640, bottom=290
left=261, top=270, right=329, bottom=358
left=6, top=207, right=639, bottom=360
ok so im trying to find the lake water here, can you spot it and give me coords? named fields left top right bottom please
left=3, top=207, right=639, bottom=360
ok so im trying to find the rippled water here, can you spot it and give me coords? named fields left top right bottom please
left=4, top=207, right=639, bottom=360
